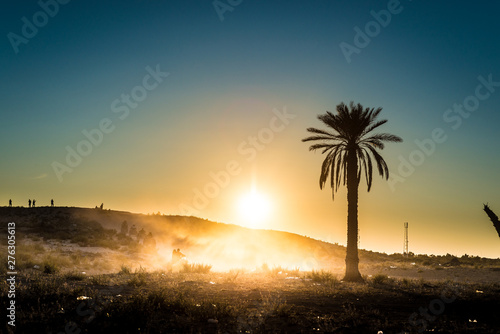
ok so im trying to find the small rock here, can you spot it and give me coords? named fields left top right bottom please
left=77, top=296, right=91, bottom=300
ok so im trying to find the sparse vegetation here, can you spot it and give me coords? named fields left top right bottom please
left=119, top=264, right=132, bottom=275
left=43, top=261, right=59, bottom=274
left=224, top=269, right=242, bottom=283
left=371, top=273, right=391, bottom=285
left=1, top=206, right=499, bottom=333
left=63, top=271, right=86, bottom=281
left=181, top=262, right=212, bottom=274
left=308, top=269, right=338, bottom=284
left=0, top=270, right=498, bottom=333
left=128, top=272, right=147, bottom=286
left=89, top=274, right=111, bottom=285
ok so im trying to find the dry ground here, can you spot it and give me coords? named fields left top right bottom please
left=1, top=207, right=499, bottom=333
left=1, top=266, right=499, bottom=333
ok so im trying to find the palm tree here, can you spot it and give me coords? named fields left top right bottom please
left=302, top=102, right=402, bottom=282
left=483, top=204, right=500, bottom=238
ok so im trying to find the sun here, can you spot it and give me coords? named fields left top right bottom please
left=237, top=189, right=272, bottom=228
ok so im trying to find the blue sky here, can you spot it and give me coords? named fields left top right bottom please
left=1, top=0, right=499, bottom=258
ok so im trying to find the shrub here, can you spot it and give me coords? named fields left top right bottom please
left=128, top=272, right=147, bottom=286
left=224, top=270, right=241, bottom=283
left=127, top=276, right=143, bottom=286
left=119, top=264, right=132, bottom=275
left=181, top=263, right=212, bottom=274
left=71, top=234, right=91, bottom=246
left=308, top=270, right=338, bottom=284
left=287, top=267, right=301, bottom=277
left=64, top=271, right=86, bottom=281
left=269, top=265, right=287, bottom=276
left=400, top=278, right=411, bottom=287
left=17, top=252, right=36, bottom=270
left=372, top=273, right=389, bottom=285
left=93, top=238, right=120, bottom=250
left=43, top=262, right=59, bottom=274
left=90, top=274, right=110, bottom=285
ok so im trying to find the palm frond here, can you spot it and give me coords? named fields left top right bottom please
left=366, top=145, right=390, bottom=179
left=362, top=119, right=387, bottom=136
left=307, top=143, right=334, bottom=152
left=303, top=127, right=341, bottom=139
left=365, top=133, right=403, bottom=143
left=319, top=151, right=334, bottom=189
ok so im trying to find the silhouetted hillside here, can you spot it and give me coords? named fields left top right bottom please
left=1, top=206, right=498, bottom=272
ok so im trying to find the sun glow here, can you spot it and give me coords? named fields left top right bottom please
left=237, top=188, right=272, bottom=228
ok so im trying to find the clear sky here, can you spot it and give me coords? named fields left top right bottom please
left=1, top=0, right=499, bottom=258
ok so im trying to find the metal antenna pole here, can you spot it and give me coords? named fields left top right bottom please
left=403, top=222, right=409, bottom=257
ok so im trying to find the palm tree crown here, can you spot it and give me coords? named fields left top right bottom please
left=303, top=102, right=402, bottom=198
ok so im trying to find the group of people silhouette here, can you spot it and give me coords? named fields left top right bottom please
left=7, top=199, right=54, bottom=207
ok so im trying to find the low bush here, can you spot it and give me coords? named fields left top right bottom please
left=308, top=269, right=338, bottom=284
left=181, top=263, right=212, bottom=274
left=119, top=264, right=132, bottom=275
left=43, top=262, right=59, bottom=274
left=63, top=271, right=86, bottom=281
left=372, top=273, right=389, bottom=285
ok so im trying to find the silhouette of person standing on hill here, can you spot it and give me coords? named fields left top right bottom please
left=9, top=199, right=12, bottom=207
left=32, top=199, right=36, bottom=207
left=28, top=199, right=31, bottom=208
left=51, top=199, right=54, bottom=207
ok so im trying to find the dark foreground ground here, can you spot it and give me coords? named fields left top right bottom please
left=1, top=207, right=499, bottom=333
left=1, top=268, right=499, bottom=334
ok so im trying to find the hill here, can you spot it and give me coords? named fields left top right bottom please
left=0, top=206, right=347, bottom=273
left=1, top=206, right=499, bottom=275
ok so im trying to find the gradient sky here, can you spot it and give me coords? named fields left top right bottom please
left=1, top=0, right=499, bottom=258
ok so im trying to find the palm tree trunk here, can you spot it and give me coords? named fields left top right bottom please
left=343, top=148, right=363, bottom=282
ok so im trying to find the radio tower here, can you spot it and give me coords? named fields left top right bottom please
left=403, top=222, right=409, bottom=257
